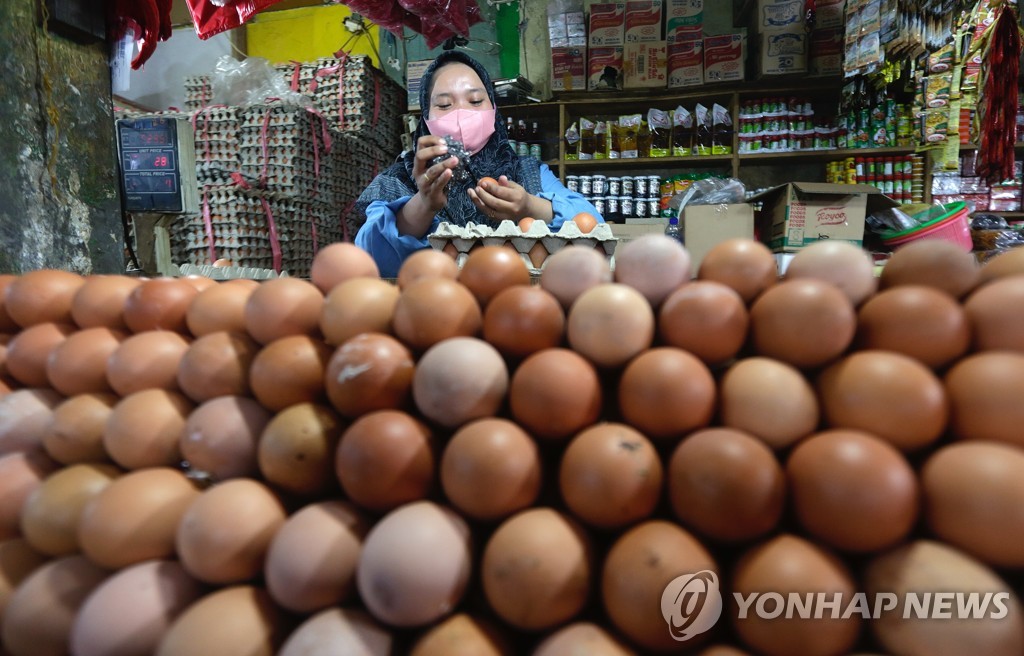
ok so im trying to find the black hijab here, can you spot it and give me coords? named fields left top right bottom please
left=355, top=51, right=537, bottom=230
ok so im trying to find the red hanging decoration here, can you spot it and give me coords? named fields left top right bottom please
left=976, top=3, right=1023, bottom=184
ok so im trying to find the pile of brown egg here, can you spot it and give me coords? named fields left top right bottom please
left=1, top=236, right=1024, bottom=656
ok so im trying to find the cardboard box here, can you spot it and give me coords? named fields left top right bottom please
left=666, top=0, right=703, bottom=43
left=758, top=30, right=808, bottom=76
left=589, top=3, right=626, bottom=47
left=610, top=220, right=669, bottom=247
left=704, top=34, right=745, bottom=82
left=588, top=46, right=624, bottom=90
left=750, top=182, right=898, bottom=251
left=754, top=0, right=804, bottom=31
left=683, top=203, right=756, bottom=274
left=815, top=0, right=846, bottom=28
left=406, top=60, right=433, bottom=111
left=810, top=27, right=843, bottom=76
left=667, top=39, right=703, bottom=88
left=625, top=0, right=663, bottom=43
left=552, top=46, right=587, bottom=91
left=624, top=40, right=667, bottom=89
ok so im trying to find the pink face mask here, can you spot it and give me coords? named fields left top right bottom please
left=425, top=108, right=496, bottom=155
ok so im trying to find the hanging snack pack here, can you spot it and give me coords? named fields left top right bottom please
left=672, top=106, right=693, bottom=156
left=694, top=103, right=712, bottom=156
left=564, top=122, right=581, bottom=160
left=711, top=103, right=733, bottom=155
left=619, top=114, right=642, bottom=158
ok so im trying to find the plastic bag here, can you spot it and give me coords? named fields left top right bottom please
left=866, top=206, right=920, bottom=233
left=185, top=0, right=286, bottom=40
left=211, top=55, right=312, bottom=107
left=673, top=177, right=747, bottom=212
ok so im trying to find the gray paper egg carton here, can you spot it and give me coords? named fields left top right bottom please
left=190, top=107, right=241, bottom=183
left=183, top=75, right=213, bottom=112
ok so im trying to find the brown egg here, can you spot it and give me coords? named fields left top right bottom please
left=922, top=441, right=1024, bottom=568
left=0, top=333, right=11, bottom=380
left=658, top=281, right=748, bottom=365
left=156, top=585, right=287, bottom=656
left=249, top=335, right=331, bottom=411
left=560, top=423, right=662, bottom=529
left=279, top=607, right=391, bottom=656
left=732, top=535, right=860, bottom=656
left=70, top=559, right=204, bottom=656
left=78, top=467, right=199, bottom=569
left=856, top=285, right=970, bottom=368
left=749, top=278, right=856, bottom=368
left=613, top=234, right=692, bottom=307
left=788, top=429, right=918, bottom=552
left=509, top=348, right=602, bottom=441
left=104, top=390, right=192, bottom=470
left=865, top=540, right=1024, bottom=656
left=441, top=418, right=541, bottom=521
left=357, top=501, right=472, bottom=627
left=483, top=286, right=565, bottom=359
left=325, top=333, right=415, bottom=418
left=698, top=238, right=777, bottom=304
left=397, top=248, right=459, bottom=290
left=244, top=277, right=324, bottom=344
left=4, top=270, right=85, bottom=328
left=310, top=242, right=381, bottom=293
left=602, top=520, right=716, bottom=652
left=107, top=330, right=191, bottom=395
left=181, top=396, right=271, bottom=481
left=5, top=322, right=76, bottom=387
left=176, top=478, right=286, bottom=584
left=0, top=539, right=48, bottom=619
left=183, top=275, right=217, bottom=292
left=696, top=646, right=753, bottom=656
left=123, top=278, right=199, bottom=334
left=392, top=278, right=482, bottom=351
left=719, top=357, right=819, bottom=450
left=978, top=245, right=1024, bottom=285
left=785, top=241, right=877, bottom=305
left=320, top=278, right=400, bottom=347
left=483, top=508, right=591, bottom=631
left=567, top=283, right=654, bottom=368
left=668, top=428, right=785, bottom=543
left=1, top=555, right=108, bottom=656
left=265, top=500, right=367, bottom=613
left=185, top=280, right=257, bottom=337
left=412, top=337, right=508, bottom=429
left=0, top=451, right=58, bottom=540
left=963, top=274, right=1024, bottom=352
left=539, top=246, right=613, bottom=310
left=176, top=331, right=259, bottom=402
left=528, top=241, right=548, bottom=269
left=879, top=239, right=980, bottom=298
left=336, top=410, right=435, bottom=513
left=458, top=246, right=531, bottom=307
left=618, top=347, right=715, bottom=440
left=410, top=613, right=512, bottom=656
left=533, top=622, right=636, bottom=656
left=20, top=463, right=120, bottom=556
left=818, top=351, right=948, bottom=451
left=42, top=393, right=116, bottom=465
left=944, top=351, right=1024, bottom=446
left=259, top=403, right=343, bottom=496
left=45, top=327, right=124, bottom=396
left=70, top=275, right=140, bottom=330
left=0, top=275, right=18, bottom=332
left=0, top=389, right=64, bottom=456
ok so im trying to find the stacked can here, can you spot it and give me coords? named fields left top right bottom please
left=825, top=155, right=923, bottom=205
left=566, top=174, right=661, bottom=221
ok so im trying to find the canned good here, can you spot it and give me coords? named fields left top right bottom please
left=624, top=176, right=637, bottom=197
left=648, top=198, right=660, bottom=218
left=634, top=197, right=648, bottom=218
left=566, top=175, right=580, bottom=193
left=648, top=176, right=660, bottom=196
left=580, top=175, right=593, bottom=196
left=593, top=196, right=606, bottom=217
left=620, top=196, right=634, bottom=218
left=607, top=196, right=620, bottom=219
left=608, top=177, right=621, bottom=196
left=593, top=175, right=607, bottom=196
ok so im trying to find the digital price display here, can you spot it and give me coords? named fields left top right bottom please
left=116, top=117, right=197, bottom=213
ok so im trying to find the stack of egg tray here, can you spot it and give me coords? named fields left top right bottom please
left=190, top=106, right=241, bottom=185
left=183, top=75, right=213, bottom=112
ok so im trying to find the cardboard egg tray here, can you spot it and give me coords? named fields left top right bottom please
left=427, top=220, right=618, bottom=273
left=183, top=75, right=213, bottom=112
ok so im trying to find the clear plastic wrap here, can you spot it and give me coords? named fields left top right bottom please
left=210, top=56, right=312, bottom=107
left=673, top=178, right=747, bottom=212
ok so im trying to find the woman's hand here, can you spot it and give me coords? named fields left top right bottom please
left=412, top=135, right=458, bottom=212
left=468, top=176, right=553, bottom=222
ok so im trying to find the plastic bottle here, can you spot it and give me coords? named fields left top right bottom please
left=529, top=121, right=542, bottom=160
left=517, top=119, right=530, bottom=156
left=506, top=116, right=518, bottom=154
left=665, top=216, right=683, bottom=244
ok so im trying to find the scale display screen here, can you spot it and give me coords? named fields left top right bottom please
left=116, top=117, right=197, bottom=213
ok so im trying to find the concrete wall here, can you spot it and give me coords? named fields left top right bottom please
left=0, top=0, right=124, bottom=274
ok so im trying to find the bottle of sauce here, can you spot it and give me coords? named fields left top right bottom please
left=529, top=121, right=543, bottom=160
left=517, top=119, right=529, bottom=156
left=506, top=116, right=518, bottom=154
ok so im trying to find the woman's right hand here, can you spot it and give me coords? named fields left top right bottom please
left=413, top=135, right=458, bottom=212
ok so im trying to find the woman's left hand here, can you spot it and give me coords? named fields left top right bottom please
left=468, top=176, right=549, bottom=222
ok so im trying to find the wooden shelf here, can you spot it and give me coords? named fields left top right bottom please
left=981, top=211, right=1024, bottom=217
left=562, top=155, right=733, bottom=168
left=739, top=146, right=917, bottom=162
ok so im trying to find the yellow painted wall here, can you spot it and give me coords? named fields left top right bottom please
left=245, top=5, right=380, bottom=66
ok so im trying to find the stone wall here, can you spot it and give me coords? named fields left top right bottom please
left=0, top=0, right=124, bottom=274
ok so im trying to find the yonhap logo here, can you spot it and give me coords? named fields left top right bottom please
left=660, top=570, right=723, bottom=641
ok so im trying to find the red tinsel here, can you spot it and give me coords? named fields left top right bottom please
left=976, top=3, right=1022, bottom=184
